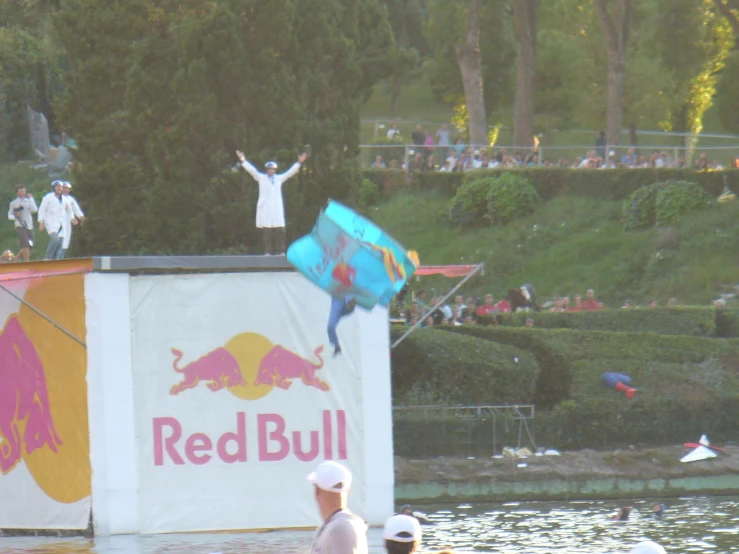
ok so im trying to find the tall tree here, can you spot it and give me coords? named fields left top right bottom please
left=593, top=0, right=634, bottom=147
left=455, top=0, right=487, bottom=146
left=713, top=0, right=739, bottom=37
left=657, top=0, right=733, bottom=149
left=512, top=0, right=541, bottom=149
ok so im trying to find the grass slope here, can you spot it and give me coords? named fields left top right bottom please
left=369, top=191, right=739, bottom=306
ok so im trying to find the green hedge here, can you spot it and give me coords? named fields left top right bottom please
left=437, top=325, right=572, bottom=410
left=390, top=326, right=539, bottom=406
left=404, top=326, right=739, bottom=450
left=478, top=307, right=718, bottom=338
left=717, top=308, right=739, bottom=338
left=362, top=168, right=737, bottom=200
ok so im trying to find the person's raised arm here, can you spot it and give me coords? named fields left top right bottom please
left=279, top=152, right=308, bottom=181
left=236, top=150, right=261, bottom=181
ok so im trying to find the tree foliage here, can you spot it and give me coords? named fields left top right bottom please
left=53, top=0, right=393, bottom=255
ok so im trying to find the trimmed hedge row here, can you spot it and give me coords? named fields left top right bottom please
left=389, top=327, right=538, bottom=406
left=362, top=168, right=738, bottom=200
left=392, top=325, right=739, bottom=450
left=478, top=307, right=718, bottom=338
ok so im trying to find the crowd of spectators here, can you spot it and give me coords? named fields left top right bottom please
left=394, top=287, right=729, bottom=329
left=371, top=125, right=738, bottom=173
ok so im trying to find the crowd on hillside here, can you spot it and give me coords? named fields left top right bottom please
left=396, top=287, right=731, bottom=328
left=371, top=125, right=737, bottom=173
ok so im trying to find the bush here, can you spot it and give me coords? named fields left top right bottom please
left=478, top=307, right=718, bottom=338
left=486, top=172, right=540, bottom=225
left=422, top=326, right=739, bottom=449
left=622, top=182, right=669, bottom=230
left=655, top=181, right=711, bottom=227
left=361, top=168, right=736, bottom=202
left=716, top=308, right=739, bottom=338
left=448, top=177, right=493, bottom=227
left=390, top=326, right=539, bottom=406
left=349, top=178, right=380, bottom=209
left=438, top=325, right=572, bottom=410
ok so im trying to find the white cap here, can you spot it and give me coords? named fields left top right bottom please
left=383, top=514, right=421, bottom=543
left=63, top=182, right=72, bottom=189
left=631, top=541, right=666, bottom=554
left=265, top=161, right=278, bottom=169
left=307, top=461, right=352, bottom=494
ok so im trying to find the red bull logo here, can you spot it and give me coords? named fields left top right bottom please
left=331, top=262, right=356, bottom=291
left=169, top=333, right=329, bottom=399
left=0, top=315, right=61, bottom=475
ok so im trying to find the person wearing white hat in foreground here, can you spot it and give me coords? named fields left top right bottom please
left=236, top=149, right=307, bottom=256
left=383, top=514, right=422, bottom=554
left=630, top=540, right=666, bottom=554
left=307, top=460, right=367, bottom=554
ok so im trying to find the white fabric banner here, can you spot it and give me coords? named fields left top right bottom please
left=131, top=273, right=366, bottom=534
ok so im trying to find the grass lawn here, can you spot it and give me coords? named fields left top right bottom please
left=368, top=189, right=739, bottom=307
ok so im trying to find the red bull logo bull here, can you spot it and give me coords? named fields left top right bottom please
left=0, top=315, right=61, bottom=475
left=331, top=262, right=356, bottom=291
left=169, top=333, right=329, bottom=398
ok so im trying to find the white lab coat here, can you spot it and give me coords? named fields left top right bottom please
left=240, top=159, right=301, bottom=228
left=37, top=192, right=73, bottom=236
left=61, top=195, right=85, bottom=249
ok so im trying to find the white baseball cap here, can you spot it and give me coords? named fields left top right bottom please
left=307, top=461, right=352, bottom=494
left=631, top=541, right=666, bottom=554
left=265, top=161, right=278, bottom=169
left=63, top=182, right=72, bottom=189
left=383, top=514, right=422, bottom=543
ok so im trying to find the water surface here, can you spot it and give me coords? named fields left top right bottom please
left=2, top=495, right=739, bottom=553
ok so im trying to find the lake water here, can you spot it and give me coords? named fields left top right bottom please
left=2, top=495, right=739, bottom=553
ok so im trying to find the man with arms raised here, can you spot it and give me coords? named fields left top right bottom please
left=308, top=460, right=367, bottom=554
left=236, top=149, right=307, bottom=256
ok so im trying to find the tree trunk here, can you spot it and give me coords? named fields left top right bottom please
left=456, top=0, right=487, bottom=147
left=628, top=122, right=638, bottom=157
left=594, top=0, right=633, bottom=147
left=390, top=75, right=402, bottom=115
left=513, top=0, right=541, bottom=150
left=605, top=51, right=626, bottom=147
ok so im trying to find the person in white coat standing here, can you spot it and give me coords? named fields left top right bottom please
left=61, top=182, right=85, bottom=256
left=236, top=149, right=308, bottom=255
left=37, top=180, right=73, bottom=260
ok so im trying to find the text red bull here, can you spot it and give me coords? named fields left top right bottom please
left=0, top=315, right=61, bottom=474
left=152, top=410, right=347, bottom=466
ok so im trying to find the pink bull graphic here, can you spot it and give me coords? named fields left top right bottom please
left=169, top=336, right=329, bottom=396
left=170, top=347, right=246, bottom=395
left=0, top=315, right=62, bottom=474
left=255, top=345, right=328, bottom=391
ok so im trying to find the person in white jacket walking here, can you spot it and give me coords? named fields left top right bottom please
left=7, top=184, right=38, bottom=262
left=61, top=182, right=85, bottom=256
left=37, top=180, right=73, bottom=260
left=236, top=149, right=308, bottom=255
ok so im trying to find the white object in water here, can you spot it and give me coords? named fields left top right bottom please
left=680, top=445, right=718, bottom=463
left=699, top=434, right=710, bottom=447
left=544, top=449, right=561, bottom=456
left=517, top=462, right=528, bottom=468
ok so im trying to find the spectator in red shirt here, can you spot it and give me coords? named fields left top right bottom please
left=569, top=295, right=583, bottom=312
left=496, top=297, right=512, bottom=313
left=581, top=289, right=603, bottom=310
left=477, top=294, right=499, bottom=316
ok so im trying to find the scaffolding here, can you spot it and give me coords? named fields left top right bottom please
left=393, top=404, right=537, bottom=457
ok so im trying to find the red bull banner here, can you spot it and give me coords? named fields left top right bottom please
left=130, top=272, right=389, bottom=533
left=0, top=260, right=92, bottom=530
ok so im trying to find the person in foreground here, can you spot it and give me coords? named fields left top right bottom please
left=308, top=460, right=367, bottom=554
left=383, top=514, right=422, bottom=554
left=630, top=540, right=666, bottom=554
